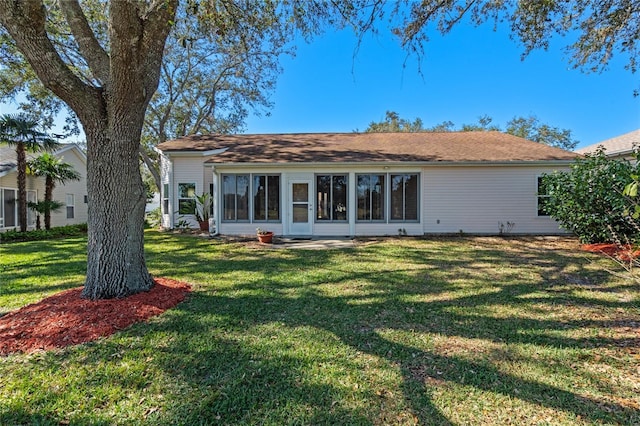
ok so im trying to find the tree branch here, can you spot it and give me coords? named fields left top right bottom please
left=59, top=0, right=110, bottom=84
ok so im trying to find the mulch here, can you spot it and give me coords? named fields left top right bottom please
left=0, top=277, right=191, bottom=356
left=581, top=243, right=640, bottom=262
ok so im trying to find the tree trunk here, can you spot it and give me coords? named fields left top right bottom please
left=81, top=118, right=154, bottom=300
left=16, top=143, right=27, bottom=232
left=44, top=175, right=53, bottom=230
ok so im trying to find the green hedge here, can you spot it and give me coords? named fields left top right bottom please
left=0, top=223, right=88, bottom=243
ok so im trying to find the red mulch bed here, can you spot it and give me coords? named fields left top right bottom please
left=0, top=277, right=191, bottom=356
left=582, top=243, right=640, bottom=262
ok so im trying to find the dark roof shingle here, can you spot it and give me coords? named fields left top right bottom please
left=156, top=131, right=578, bottom=164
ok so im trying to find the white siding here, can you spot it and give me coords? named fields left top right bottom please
left=422, top=165, right=568, bottom=235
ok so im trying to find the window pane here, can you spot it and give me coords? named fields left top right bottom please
left=316, top=175, right=331, bottom=220
left=390, top=175, right=404, bottom=220
left=404, top=175, right=418, bottom=220
left=333, top=175, right=347, bottom=221
left=293, top=204, right=308, bottom=223
left=236, top=175, right=249, bottom=220
left=292, top=183, right=308, bottom=202
left=223, top=175, right=236, bottom=220
left=357, top=175, right=369, bottom=220
left=3, top=189, right=16, bottom=227
left=66, top=194, right=75, bottom=219
left=178, top=199, right=195, bottom=214
left=253, top=175, right=266, bottom=221
left=267, top=175, right=280, bottom=220
left=178, top=183, right=195, bottom=198
left=371, top=174, right=385, bottom=220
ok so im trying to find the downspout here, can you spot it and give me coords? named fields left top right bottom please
left=210, top=165, right=219, bottom=236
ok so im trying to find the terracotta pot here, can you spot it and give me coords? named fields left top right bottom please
left=198, top=220, right=209, bottom=232
left=257, top=232, right=273, bottom=244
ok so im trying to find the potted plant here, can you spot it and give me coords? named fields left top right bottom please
left=256, top=227, right=274, bottom=244
left=194, top=192, right=212, bottom=232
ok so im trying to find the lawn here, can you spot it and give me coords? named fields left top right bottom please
left=0, top=231, right=638, bottom=425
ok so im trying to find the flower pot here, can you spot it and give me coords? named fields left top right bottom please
left=198, top=220, right=209, bottom=232
left=257, top=232, right=273, bottom=244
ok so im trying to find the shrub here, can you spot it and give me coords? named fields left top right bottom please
left=542, top=148, right=640, bottom=244
left=0, top=223, right=88, bottom=243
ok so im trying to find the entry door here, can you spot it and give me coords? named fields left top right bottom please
left=289, top=181, right=312, bottom=235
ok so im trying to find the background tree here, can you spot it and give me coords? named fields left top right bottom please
left=0, top=113, right=57, bottom=232
left=28, top=152, right=81, bottom=230
left=365, top=111, right=578, bottom=149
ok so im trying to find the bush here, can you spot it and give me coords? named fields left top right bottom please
left=542, top=148, right=640, bottom=244
left=0, top=223, right=88, bottom=243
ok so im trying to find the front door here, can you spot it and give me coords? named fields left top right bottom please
left=289, top=181, right=312, bottom=235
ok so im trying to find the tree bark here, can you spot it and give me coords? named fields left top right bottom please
left=44, top=175, right=53, bottom=230
left=16, top=143, right=27, bottom=232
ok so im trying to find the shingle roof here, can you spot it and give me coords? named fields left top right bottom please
left=156, top=131, right=578, bottom=164
left=575, top=129, right=640, bottom=156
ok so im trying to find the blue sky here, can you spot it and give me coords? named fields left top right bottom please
left=244, top=22, right=639, bottom=149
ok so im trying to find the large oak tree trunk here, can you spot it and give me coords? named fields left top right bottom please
left=82, top=118, right=153, bottom=299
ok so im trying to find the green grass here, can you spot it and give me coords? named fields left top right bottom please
left=1, top=231, right=638, bottom=425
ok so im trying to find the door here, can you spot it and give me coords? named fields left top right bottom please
left=289, top=180, right=312, bottom=235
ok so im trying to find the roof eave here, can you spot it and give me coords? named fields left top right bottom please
left=207, top=159, right=577, bottom=168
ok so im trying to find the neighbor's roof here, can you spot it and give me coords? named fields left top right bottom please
left=0, top=143, right=85, bottom=177
left=575, top=129, right=640, bottom=156
left=156, top=131, right=578, bottom=164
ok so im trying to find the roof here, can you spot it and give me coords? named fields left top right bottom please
left=0, top=143, right=86, bottom=177
left=156, top=131, right=579, bottom=164
left=575, top=129, right=640, bottom=157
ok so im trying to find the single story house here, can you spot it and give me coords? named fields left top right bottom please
left=575, top=129, right=639, bottom=161
left=156, top=131, right=578, bottom=237
left=0, top=143, right=88, bottom=231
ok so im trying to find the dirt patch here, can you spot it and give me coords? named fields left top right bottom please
left=582, top=243, right=640, bottom=262
left=0, top=277, right=191, bottom=356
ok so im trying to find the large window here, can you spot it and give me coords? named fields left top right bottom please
left=357, top=174, right=385, bottom=221
left=1, top=188, right=35, bottom=228
left=222, top=175, right=250, bottom=221
left=178, top=183, right=196, bottom=214
left=316, top=174, right=347, bottom=221
left=390, top=174, right=419, bottom=221
left=253, top=175, right=280, bottom=221
left=537, top=176, right=550, bottom=216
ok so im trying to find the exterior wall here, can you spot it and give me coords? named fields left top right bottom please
left=160, top=158, right=571, bottom=237
left=422, top=165, right=568, bottom=235
left=0, top=146, right=87, bottom=232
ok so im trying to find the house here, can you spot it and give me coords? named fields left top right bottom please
left=575, top=129, right=639, bottom=160
left=0, top=143, right=87, bottom=231
left=156, top=131, right=578, bottom=237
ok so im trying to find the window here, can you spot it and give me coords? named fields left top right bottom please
left=253, top=175, right=280, bottom=221
left=163, top=183, right=169, bottom=214
left=66, top=194, right=75, bottom=219
left=27, top=190, right=36, bottom=227
left=316, top=174, right=347, bottom=221
left=390, top=174, right=419, bottom=221
left=537, top=176, right=550, bottom=216
left=1, top=188, right=37, bottom=228
left=357, top=174, right=385, bottom=221
left=177, top=183, right=196, bottom=214
left=222, top=175, right=249, bottom=221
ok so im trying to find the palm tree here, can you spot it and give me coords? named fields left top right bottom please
left=0, top=114, right=58, bottom=232
left=28, top=153, right=81, bottom=230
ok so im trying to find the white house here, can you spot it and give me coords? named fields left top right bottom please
left=0, top=143, right=88, bottom=231
left=156, top=131, right=578, bottom=237
left=575, top=129, right=639, bottom=161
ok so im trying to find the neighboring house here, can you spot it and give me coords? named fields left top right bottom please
left=0, top=143, right=88, bottom=231
left=156, top=131, right=578, bottom=237
left=575, top=129, right=640, bottom=160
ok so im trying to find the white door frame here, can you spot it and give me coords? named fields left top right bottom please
left=288, top=179, right=313, bottom=235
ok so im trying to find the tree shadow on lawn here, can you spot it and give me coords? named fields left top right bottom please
left=2, top=237, right=637, bottom=424
left=139, top=243, right=638, bottom=424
